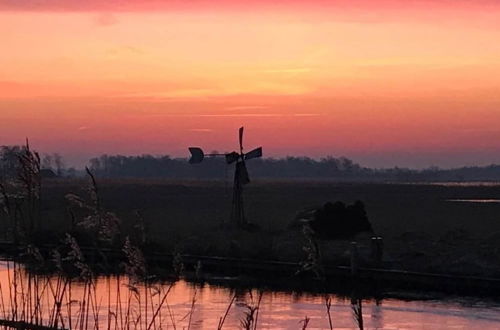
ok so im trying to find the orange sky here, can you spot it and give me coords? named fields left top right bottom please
left=1, top=1, right=500, bottom=168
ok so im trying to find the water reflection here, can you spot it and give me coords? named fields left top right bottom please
left=370, top=299, right=383, bottom=330
left=1, top=261, right=500, bottom=329
left=404, top=182, right=500, bottom=187
left=446, top=199, right=500, bottom=203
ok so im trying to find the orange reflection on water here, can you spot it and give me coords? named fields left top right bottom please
left=1, top=261, right=500, bottom=329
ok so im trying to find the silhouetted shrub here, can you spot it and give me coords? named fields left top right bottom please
left=309, top=201, right=373, bottom=239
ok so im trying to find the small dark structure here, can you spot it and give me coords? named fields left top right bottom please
left=40, top=168, right=57, bottom=178
left=295, top=201, right=373, bottom=239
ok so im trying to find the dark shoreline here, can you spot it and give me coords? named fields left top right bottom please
left=2, top=243, right=500, bottom=301
left=4, top=179, right=500, bottom=302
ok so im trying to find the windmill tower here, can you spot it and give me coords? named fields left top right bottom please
left=189, top=127, right=262, bottom=227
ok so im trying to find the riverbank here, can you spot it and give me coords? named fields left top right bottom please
left=2, top=179, right=500, bottom=280
left=2, top=260, right=500, bottom=330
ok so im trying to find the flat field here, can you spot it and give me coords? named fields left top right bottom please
left=8, top=178, right=500, bottom=277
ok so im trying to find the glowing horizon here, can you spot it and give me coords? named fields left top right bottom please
left=1, top=1, right=500, bottom=168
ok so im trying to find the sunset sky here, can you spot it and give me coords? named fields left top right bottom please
left=1, top=0, right=500, bottom=168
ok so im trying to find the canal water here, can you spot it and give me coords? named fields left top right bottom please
left=1, top=261, right=500, bottom=329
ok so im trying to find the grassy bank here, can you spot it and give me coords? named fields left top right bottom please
left=3, top=178, right=497, bottom=278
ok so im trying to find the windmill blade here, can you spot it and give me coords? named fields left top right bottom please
left=225, top=151, right=240, bottom=164
left=239, top=127, right=244, bottom=152
left=245, top=147, right=262, bottom=161
left=236, top=161, right=250, bottom=185
left=188, top=147, right=205, bottom=164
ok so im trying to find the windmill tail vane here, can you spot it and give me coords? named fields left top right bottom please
left=188, top=126, right=263, bottom=226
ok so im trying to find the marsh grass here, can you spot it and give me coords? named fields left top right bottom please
left=0, top=140, right=41, bottom=245
left=0, top=144, right=364, bottom=329
left=0, top=162, right=180, bottom=329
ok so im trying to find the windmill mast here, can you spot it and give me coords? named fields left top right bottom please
left=231, top=160, right=246, bottom=226
left=188, top=126, right=262, bottom=228
left=232, top=127, right=247, bottom=226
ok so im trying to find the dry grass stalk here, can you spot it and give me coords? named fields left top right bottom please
left=217, top=294, right=236, bottom=330
left=325, top=295, right=333, bottom=330
left=351, top=298, right=364, bottom=330
left=65, top=167, right=121, bottom=270
left=0, top=140, right=41, bottom=244
left=299, top=316, right=310, bottom=330
left=16, top=140, right=41, bottom=240
left=297, top=224, right=324, bottom=280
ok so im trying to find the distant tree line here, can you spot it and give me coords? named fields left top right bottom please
left=4, top=145, right=500, bottom=182
left=87, top=153, right=500, bottom=182
left=86, top=154, right=370, bottom=180
left=0, top=145, right=76, bottom=178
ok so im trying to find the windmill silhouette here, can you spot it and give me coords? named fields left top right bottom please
left=189, top=127, right=262, bottom=227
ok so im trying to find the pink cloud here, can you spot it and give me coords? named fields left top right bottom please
left=1, top=0, right=499, bottom=12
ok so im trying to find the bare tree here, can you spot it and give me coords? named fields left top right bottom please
left=53, top=153, right=65, bottom=176
left=42, top=154, right=53, bottom=170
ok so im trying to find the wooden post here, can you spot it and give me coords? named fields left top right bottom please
left=350, top=241, right=359, bottom=276
left=370, top=236, right=384, bottom=267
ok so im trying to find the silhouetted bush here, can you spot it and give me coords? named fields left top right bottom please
left=310, top=201, right=373, bottom=239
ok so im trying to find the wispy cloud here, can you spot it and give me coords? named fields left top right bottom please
left=261, top=68, right=311, bottom=74
left=111, top=89, right=218, bottom=99
left=198, top=113, right=282, bottom=117
left=110, top=84, right=309, bottom=99
left=106, top=45, right=144, bottom=57
left=225, top=105, right=270, bottom=111
left=454, top=127, right=500, bottom=133
left=127, top=112, right=323, bottom=118
left=292, top=113, right=323, bottom=117
left=188, top=128, right=213, bottom=132
left=188, top=113, right=323, bottom=118
left=94, top=12, right=118, bottom=26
